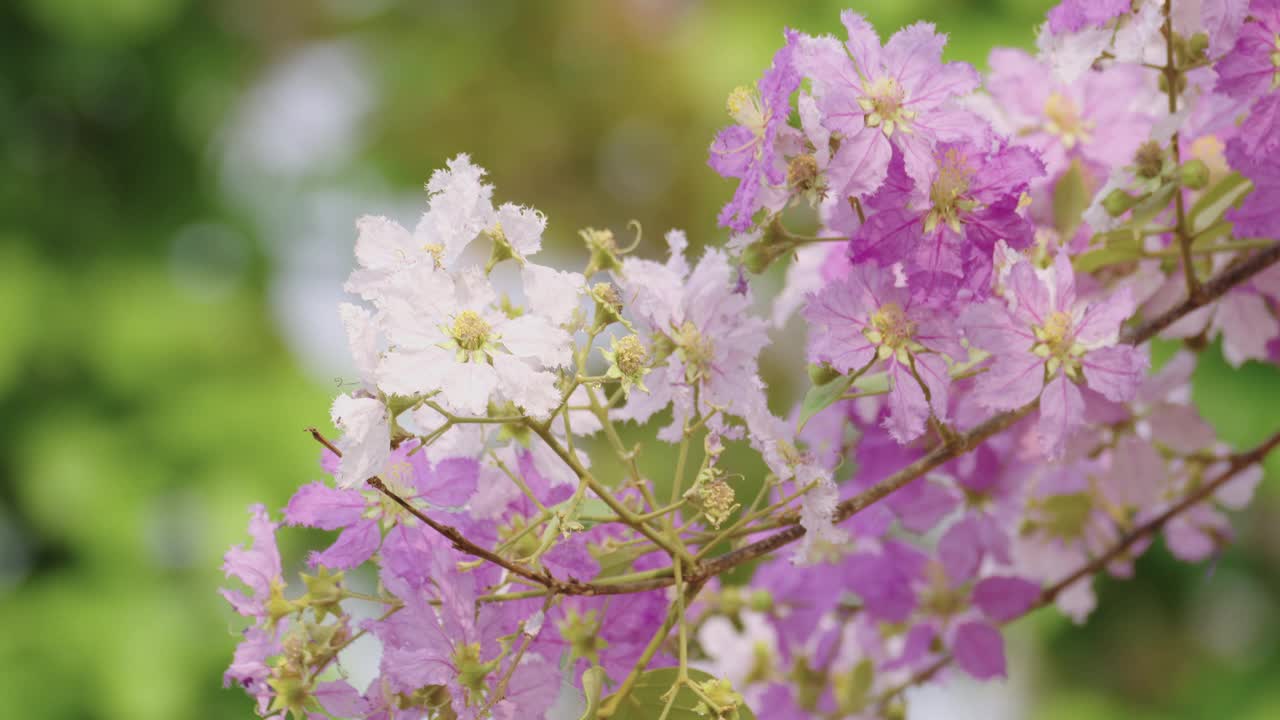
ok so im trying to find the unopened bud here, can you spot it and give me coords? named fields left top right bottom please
left=581, top=227, right=621, bottom=276
left=1179, top=158, right=1210, bottom=190
left=1188, top=32, right=1209, bottom=60
left=589, top=282, right=626, bottom=330
left=1102, top=189, right=1141, bottom=217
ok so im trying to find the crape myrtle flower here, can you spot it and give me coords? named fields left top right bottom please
left=963, top=254, right=1148, bottom=458
left=797, top=11, right=983, bottom=203
left=612, top=230, right=771, bottom=442
left=984, top=48, right=1155, bottom=182
left=1045, top=0, right=1131, bottom=34
left=804, top=264, right=965, bottom=444
left=374, top=262, right=573, bottom=417
left=221, top=504, right=287, bottom=622
left=851, top=140, right=1043, bottom=282
left=1214, top=0, right=1280, bottom=101
left=710, top=30, right=802, bottom=231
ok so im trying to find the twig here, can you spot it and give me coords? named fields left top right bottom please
left=874, top=428, right=1280, bottom=708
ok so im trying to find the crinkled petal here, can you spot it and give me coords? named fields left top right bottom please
left=1082, top=345, right=1147, bottom=402
left=1038, top=373, right=1085, bottom=459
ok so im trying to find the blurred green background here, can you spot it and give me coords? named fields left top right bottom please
left=2, top=0, right=1279, bottom=718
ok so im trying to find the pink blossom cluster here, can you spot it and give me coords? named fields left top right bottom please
left=222, top=3, right=1280, bottom=719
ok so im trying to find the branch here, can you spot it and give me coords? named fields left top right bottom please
left=306, top=427, right=671, bottom=598
left=875, top=428, right=1280, bottom=708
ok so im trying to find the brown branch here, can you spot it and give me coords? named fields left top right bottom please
left=875, top=428, right=1280, bottom=709
left=306, top=427, right=665, bottom=598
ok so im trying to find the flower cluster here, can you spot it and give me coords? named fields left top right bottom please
left=223, top=3, right=1280, bottom=719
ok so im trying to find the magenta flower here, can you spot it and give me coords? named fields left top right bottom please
left=804, top=265, right=965, bottom=443
left=852, top=140, right=1043, bottom=280
left=709, top=30, right=802, bottom=231
left=797, top=12, right=982, bottom=201
left=1214, top=1, right=1280, bottom=100
left=963, top=254, right=1147, bottom=458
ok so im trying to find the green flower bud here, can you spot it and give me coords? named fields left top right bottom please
left=1180, top=158, right=1210, bottom=190
left=1102, top=189, right=1141, bottom=217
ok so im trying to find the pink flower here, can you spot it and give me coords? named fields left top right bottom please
left=709, top=30, right=802, bottom=231
left=963, top=254, right=1148, bottom=458
left=804, top=265, right=964, bottom=443
left=1214, top=1, right=1280, bottom=100
left=852, top=140, right=1042, bottom=282
left=985, top=48, right=1155, bottom=181
left=219, top=504, right=284, bottom=621
left=797, top=12, right=983, bottom=201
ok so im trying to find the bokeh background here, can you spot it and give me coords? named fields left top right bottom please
left=3, top=0, right=1279, bottom=718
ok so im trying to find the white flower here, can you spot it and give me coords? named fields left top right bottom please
left=373, top=264, right=571, bottom=417
left=522, top=263, right=584, bottom=326
left=345, top=215, right=422, bottom=301
left=416, top=153, right=497, bottom=265
left=339, top=302, right=380, bottom=390
left=330, top=394, right=390, bottom=488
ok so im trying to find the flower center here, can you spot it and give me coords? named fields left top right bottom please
left=868, top=302, right=915, bottom=350
left=1035, top=310, right=1075, bottom=356
left=859, top=77, right=914, bottom=136
left=674, top=320, right=716, bottom=379
left=1272, top=34, right=1280, bottom=90
left=727, top=85, right=768, bottom=134
left=1043, top=92, right=1093, bottom=149
left=450, top=310, right=491, bottom=353
left=925, top=147, right=976, bottom=233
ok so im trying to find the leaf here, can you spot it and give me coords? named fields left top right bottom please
left=1123, top=182, right=1176, bottom=230
left=798, top=373, right=856, bottom=431
left=590, top=541, right=648, bottom=579
left=572, top=497, right=616, bottom=529
left=602, top=668, right=758, bottom=720
left=1073, top=229, right=1142, bottom=272
left=1188, top=172, right=1252, bottom=235
left=1053, top=160, right=1091, bottom=237
left=578, top=666, right=607, bottom=720
left=836, top=659, right=875, bottom=714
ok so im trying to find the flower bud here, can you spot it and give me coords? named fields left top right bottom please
left=1179, top=158, right=1210, bottom=190
left=589, top=281, right=626, bottom=331
left=581, top=227, right=622, bottom=276
left=1102, top=189, right=1141, bottom=217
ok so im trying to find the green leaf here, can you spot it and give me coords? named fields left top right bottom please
left=836, top=659, right=875, bottom=714
left=578, top=666, right=607, bottom=720
left=590, top=541, right=648, bottom=579
left=1123, top=182, right=1176, bottom=230
left=572, top=497, right=617, bottom=528
left=1052, top=160, right=1092, bottom=237
left=602, top=668, right=758, bottom=720
left=798, top=373, right=856, bottom=431
left=1073, top=229, right=1142, bottom=272
left=1188, top=171, right=1251, bottom=235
